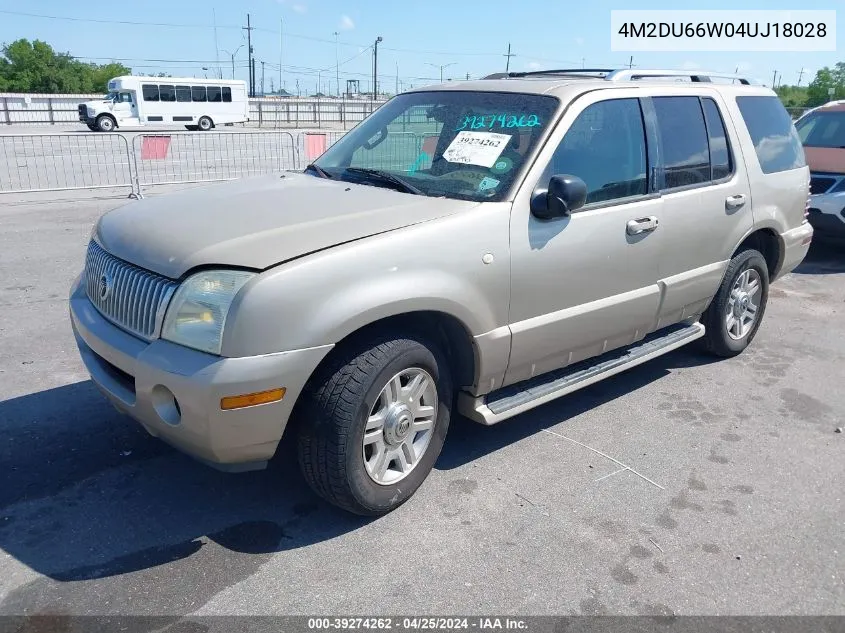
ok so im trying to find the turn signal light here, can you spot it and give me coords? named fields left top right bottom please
left=220, top=388, right=286, bottom=410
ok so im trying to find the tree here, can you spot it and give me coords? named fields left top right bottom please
left=806, top=62, right=845, bottom=107
left=0, top=39, right=131, bottom=93
left=775, top=84, right=808, bottom=108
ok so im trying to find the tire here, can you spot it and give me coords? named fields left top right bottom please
left=700, top=249, right=769, bottom=357
left=185, top=125, right=199, bottom=131
left=197, top=116, right=213, bottom=131
left=96, top=115, right=116, bottom=132
left=297, top=335, right=452, bottom=515
left=86, top=124, right=97, bottom=132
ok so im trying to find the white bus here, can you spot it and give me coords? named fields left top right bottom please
left=78, top=76, right=249, bottom=132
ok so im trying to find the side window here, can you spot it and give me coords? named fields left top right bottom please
left=653, top=96, right=710, bottom=189
left=175, top=86, right=192, bottom=102
left=158, top=85, right=176, bottom=102
left=701, top=98, right=732, bottom=180
left=222, top=87, right=232, bottom=102
left=207, top=86, right=222, bottom=102
left=548, top=98, right=647, bottom=204
left=192, top=86, right=207, bottom=102
left=119, top=93, right=133, bottom=103
left=736, top=96, right=805, bottom=174
left=141, top=84, right=159, bottom=102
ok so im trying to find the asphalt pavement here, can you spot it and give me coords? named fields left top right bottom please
left=0, top=192, right=843, bottom=617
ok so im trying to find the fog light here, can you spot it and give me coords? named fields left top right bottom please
left=220, top=388, right=285, bottom=411
left=152, top=385, right=181, bottom=426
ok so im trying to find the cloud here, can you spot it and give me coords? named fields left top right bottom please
left=339, top=15, right=355, bottom=30
left=526, top=61, right=543, bottom=70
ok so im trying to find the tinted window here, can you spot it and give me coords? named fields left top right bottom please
left=702, top=98, right=732, bottom=180
left=795, top=111, right=845, bottom=148
left=175, top=86, right=192, bottom=102
left=548, top=98, right=647, bottom=204
left=207, top=86, right=222, bottom=102
left=118, top=92, right=132, bottom=103
left=736, top=96, right=805, bottom=174
left=158, top=85, right=176, bottom=102
left=222, top=86, right=232, bottom=102
left=653, top=97, right=710, bottom=189
left=192, top=86, right=207, bottom=102
left=141, top=84, right=159, bottom=102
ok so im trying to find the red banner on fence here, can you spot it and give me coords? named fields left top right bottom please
left=304, top=133, right=327, bottom=161
left=140, top=136, right=171, bottom=160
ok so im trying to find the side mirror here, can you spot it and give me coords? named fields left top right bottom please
left=530, top=174, right=588, bottom=220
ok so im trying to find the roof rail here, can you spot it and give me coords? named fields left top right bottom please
left=483, top=69, right=614, bottom=80
left=605, top=69, right=752, bottom=85
left=482, top=68, right=755, bottom=85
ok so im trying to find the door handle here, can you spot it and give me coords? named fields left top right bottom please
left=626, top=216, right=659, bottom=236
left=725, top=194, right=747, bottom=210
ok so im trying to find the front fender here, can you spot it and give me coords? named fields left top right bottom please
left=222, top=205, right=512, bottom=358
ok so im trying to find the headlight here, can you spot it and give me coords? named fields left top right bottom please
left=161, top=270, right=254, bottom=355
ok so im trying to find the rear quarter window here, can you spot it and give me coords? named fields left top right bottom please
left=736, top=96, right=805, bottom=174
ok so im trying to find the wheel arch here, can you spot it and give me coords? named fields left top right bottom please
left=96, top=113, right=118, bottom=129
left=731, top=227, right=782, bottom=280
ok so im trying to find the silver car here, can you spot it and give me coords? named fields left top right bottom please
left=69, top=68, right=813, bottom=514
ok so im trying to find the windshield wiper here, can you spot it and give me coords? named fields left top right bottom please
left=305, top=163, right=333, bottom=179
left=343, top=167, right=424, bottom=195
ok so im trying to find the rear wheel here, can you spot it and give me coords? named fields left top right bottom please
left=95, top=115, right=116, bottom=132
left=197, top=116, right=213, bottom=131
left=297, top=335, right=452, bottom=515
left=701, top=249, right=769, bottom=357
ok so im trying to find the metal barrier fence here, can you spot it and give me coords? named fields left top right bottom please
left=0, top=129, right=438, bottom=198
left=0, top=133, right=134, bottom=195
left=131, top=131, right=299, bottom=193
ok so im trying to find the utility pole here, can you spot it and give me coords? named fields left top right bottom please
left=628, top=55, right=634, bottom=69
left=772, top=69, right=778, bottom=88
left=466, top=72, right=470, bottom=80
left=372, top=36, right=383, bottom=100
left=270, top=77, right=275, bottom=95
left=504, top=43, right=515, bottom=73
left=426, top=62, right=456, bottom=83
left=581, top=57, right=585, bottom=69
left=279, top=18, right=284, bottom=97
left=261, top=60, right=265, bottom=96
left=213, top=8, right=221, bottom=79
left=334, top=32, right=341, bottom=97
left=395, top=62, right=399, bottom=95
left=243, top=13, right=255, bottom=97
left=797, top=68, right=805, bottom=86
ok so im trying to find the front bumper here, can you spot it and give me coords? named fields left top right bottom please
left=69, top=276, right=333, bottom=470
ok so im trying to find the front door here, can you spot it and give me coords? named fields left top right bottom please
left=506, top=93, right=664, bottom=386
left=112, top=92, right=138, bottom=126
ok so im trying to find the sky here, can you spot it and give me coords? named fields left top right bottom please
left=0, top=0, right=841, bottom=95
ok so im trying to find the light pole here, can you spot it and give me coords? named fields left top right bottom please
left=372, top=36, right=382, bottom=100
left=221, top=45, right=244, bottom=80
left=426, top=62, right=456, bottom=83
left=201, top=66, right=209, bottom=79
left=333, top=31, right=340, bottom=98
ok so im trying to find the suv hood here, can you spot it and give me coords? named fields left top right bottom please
left=95, top=173, right=475, bottom=278
left=804, top=147, right=845, bottom=175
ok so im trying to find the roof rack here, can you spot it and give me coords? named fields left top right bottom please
left=482, top=68, right=753, bottom=85
left=606, top=69, right=752, bottom=85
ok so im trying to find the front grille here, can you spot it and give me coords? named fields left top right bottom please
left=810, top=176, right=837, bottom=195
left=78, top=104, right=87, bottom=116
left=84, top=240, right=178, bottom=340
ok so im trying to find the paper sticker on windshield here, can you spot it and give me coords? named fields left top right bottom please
left=443, top=131, right=511, bottom=168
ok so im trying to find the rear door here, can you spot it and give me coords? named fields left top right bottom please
left=647, top=92, right=754, bottom=327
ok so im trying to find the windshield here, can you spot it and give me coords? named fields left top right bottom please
left=104, top=92, right=118, bottom=101
left=795, top=110, right=845, bottom=148
left=313, top=91, right=560, bottom=201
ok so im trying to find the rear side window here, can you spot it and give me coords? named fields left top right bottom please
left=701, top=98, right=732, bottom=180
left=175, top=86, right=192, bottom=102
left=158, top=85, right=176, bottom=102
left=192, top=86, right=207, bottom=102
left=222, top=87, right=232, bottom=102
left=653, top=97, right=710, bottom=189
left=207, top=86, right=222, bottom=102
left=736, top=96, right=805, bottom=174
left=141, top=84, right=159, bottom=102
left=548, top=98, right=648, bottom=204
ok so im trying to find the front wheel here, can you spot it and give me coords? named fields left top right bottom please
left=700, top=249, right=769, bottom=357
left=297, top=335, right=452, bottom=515
left=197, top=116, right=213, bottom=131
left=95, top=115, right=116, bottom=132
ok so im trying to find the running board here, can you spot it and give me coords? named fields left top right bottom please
left=458, top=322, right=705, bottom=425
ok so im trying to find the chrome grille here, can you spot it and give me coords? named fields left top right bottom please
left=84, top=240, right=178, bottom=340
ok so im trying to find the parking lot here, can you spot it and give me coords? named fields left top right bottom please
left=0, top=190, right=843, bottom=617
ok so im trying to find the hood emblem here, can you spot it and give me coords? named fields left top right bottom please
left=98, top=273, right=112, bottom=300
